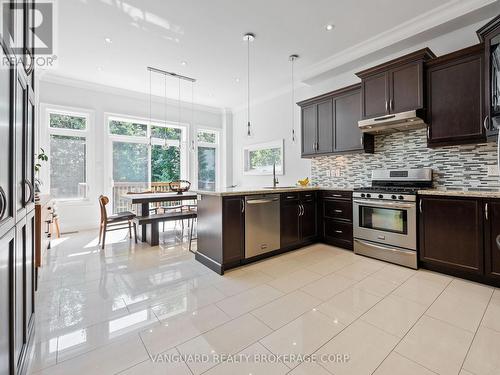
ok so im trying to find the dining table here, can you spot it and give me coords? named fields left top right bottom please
left=122, top=191, right=198, bottom=246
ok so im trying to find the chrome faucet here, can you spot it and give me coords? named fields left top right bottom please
left=273, top=163, right=279, bottom=188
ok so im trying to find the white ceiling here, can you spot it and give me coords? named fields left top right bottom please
left=44, top=0, right=495, bottom=109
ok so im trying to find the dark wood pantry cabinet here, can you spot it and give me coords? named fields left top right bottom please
left=0, top=1, right=37, bottom=374
left=356, top=48, right=435, bottom=120
left=477, top=14, right=500, bottom=139
left=426, top=44, right=486, bottom=146
left=298, top=84, right=374, bottom=158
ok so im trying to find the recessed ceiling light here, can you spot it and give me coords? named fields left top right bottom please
left=235, top=77, right=240, bottom=83
left=104, top=37, right=113, bottom=44
left=181, top=61, right=187, bottom=66
left=325, top=24, right=334, bottom=31
left=97, top=66, right=103, bottom=72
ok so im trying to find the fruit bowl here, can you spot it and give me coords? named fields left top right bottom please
left=169, top=180, right=191, bottom=195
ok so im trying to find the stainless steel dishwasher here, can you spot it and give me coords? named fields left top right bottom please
left=245, top=194, right=281, bottom=259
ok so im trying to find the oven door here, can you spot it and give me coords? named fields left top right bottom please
left=353, top=199, right=417, bottom=250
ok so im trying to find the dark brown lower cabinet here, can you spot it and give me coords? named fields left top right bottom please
left=301, top=196, right=318, bottom=242
left=321, top=191, right=353, bottom=250
left=419, top=196, right=484, bottom=277
left=280, top=192, right=318, bottom=249
left=222, top=197, right=245, bottom=265
left=485, top=201, right=500, bottom=282
left=280, top=198, right=301, bottom=248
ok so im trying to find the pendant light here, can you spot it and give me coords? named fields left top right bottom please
left=289, top=54, right=299, bottom=143
left=243, top=33, right=255, bottom=137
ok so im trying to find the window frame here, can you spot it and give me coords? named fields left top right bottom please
left=104, top=113, right=190, bottom=204
left=195, top=127, right=220, bottom=191
left=40, top=103, right=95, bottom=205
left=243, top=139, right=285, bottom=176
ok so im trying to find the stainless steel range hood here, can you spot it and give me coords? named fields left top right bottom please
left=358, top=110, right=427, bottom=134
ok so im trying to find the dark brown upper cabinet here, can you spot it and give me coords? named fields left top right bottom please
left=356, top=48, right=436, bottom=120
left=298, top=84, right=373, bottom=158
left=477, top=14, right=500, bottom=139
left=426, top=44, right=485, bottom=147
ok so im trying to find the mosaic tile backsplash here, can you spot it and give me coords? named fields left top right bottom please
left=311, top=128, right=500, bottom=190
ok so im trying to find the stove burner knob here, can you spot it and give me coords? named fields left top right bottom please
left=378, top=194, right=384, bottom=199
left=361, top=193, right=366, bottom=198
left=398, top=195, right=404, bottom=200
left=391, top=195, right=397, bottom=200
left=366, top=193, right=371, bottom=198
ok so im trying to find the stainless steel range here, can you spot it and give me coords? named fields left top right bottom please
left=353, top=168, right=433, bottom=269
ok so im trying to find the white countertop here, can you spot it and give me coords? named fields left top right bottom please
left=418, top=189, right=500, bottom=199
left=195, top=186, right=354, bottom=197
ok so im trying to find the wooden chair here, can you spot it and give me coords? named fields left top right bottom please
left=99, top=195, right=137, bottom=249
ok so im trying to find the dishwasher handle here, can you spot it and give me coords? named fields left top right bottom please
left=246, top=198, right=279, bottom=205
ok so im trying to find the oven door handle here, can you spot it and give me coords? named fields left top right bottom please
left=352, top=199, right=415, bottom=210
left=354, top=239, right=416, bottom=255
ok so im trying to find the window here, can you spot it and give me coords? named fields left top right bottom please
left=243, top=139, right=284, bottom=175
left=196, top=129, right=219, bottom=191
left=47, top=110, right=91, bottom=200
left=106, top=115, right=187, bottom=213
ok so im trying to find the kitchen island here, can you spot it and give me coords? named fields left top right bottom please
left=195, top=186, right=354, bottom=274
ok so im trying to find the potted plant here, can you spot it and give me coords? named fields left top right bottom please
left=34, top=148, right=49, bottom=200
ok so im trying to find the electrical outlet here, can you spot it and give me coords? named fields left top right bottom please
left=487, top=165, right=499, bottom=177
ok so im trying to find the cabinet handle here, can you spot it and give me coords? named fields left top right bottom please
left=390, top=98, right=394, bottom=111
left=427, top=126, right=430, bottom=140
left=335, top=230, right=343, bottom=234
left=241, top=198, right=245, bottom=214
left=385, top=100, right=388, bottom=112
left=24, top=48, right=34, bottom=76
left=298, top=204, right=303, bottom=217
left=485, top=203, right=489, bottom=220
left=0, top=186, right=6, bottom=220
left=360, top=136, right=364, bottom=147
left=334, top=209, right=343, bottom=213
left=484, top=116, right=489, bottom=131
left=419, top=200, right=423, bottom=213
left=286, top=195, right=296, bottom=199
left=496, top=235, right=500, bottom=251
left=312, top=143, right=316, bottom=151
left=25, top=179, right=34, bottom=205
left=331, top=194, right=342, bottom=198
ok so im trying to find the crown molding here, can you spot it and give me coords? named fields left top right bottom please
left=38, top=72, right=225, bottom=115
left=230, top=0, right=496, bottom=111
left=301, top=0, right=496, bottom=83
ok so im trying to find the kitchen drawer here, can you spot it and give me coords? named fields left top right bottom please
left=282, top=192, right=299, bottom=201
left=323, top=218, right=353, bottom=249
left=322, top=190, right=352, bottom=200
left=324, top=199, right=352, bottom=221
left=300, top=191, right=316, bottom=202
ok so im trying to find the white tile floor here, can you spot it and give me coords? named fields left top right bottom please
left=29, top=228, right=500, bottom=375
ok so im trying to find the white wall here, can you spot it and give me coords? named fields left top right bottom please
left=38, top=78, right=228, bottom=232
left=232, top=19, right=488, bottom=187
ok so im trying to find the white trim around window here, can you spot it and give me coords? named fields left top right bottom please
left=39, top=103, right=96, bottom=206
left=194, top=126, right=221, bottom=191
